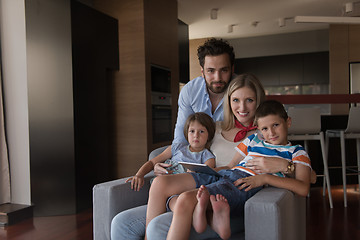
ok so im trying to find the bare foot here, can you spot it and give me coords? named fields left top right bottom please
left=210, top=194, right=231, bottom=240
left=192, top=185, right=210, bottom=233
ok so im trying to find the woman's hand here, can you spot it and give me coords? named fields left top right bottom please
left=234, top=175, right=267, bottom=191
left=246, top=157, right=288, bottom=174
left=153, top=162, right=172, bottom=176
left=125, top=175, right=144, bottom=191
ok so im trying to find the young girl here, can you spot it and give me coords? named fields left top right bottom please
left=126, top=112, right=216, bottom=191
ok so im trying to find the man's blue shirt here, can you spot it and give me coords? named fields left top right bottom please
left=173, top=76, right=224, bottom=144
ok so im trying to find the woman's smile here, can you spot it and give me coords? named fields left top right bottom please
left=230, top=86, right=257, bottom=126
left=237, top=111, right=249, bottom=117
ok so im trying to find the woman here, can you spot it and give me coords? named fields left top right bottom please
left=111, top=74, right=290, bottom=240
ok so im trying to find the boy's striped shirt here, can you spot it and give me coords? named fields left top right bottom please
left=232, top=133, right=311, bottom=177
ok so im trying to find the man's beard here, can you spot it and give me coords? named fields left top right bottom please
left=205, top=76, right=231, bottom=94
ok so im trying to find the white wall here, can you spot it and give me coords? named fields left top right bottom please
left=0, top=0, right=31, bottom=205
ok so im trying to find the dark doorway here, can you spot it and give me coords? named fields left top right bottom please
left=71, top=0, right=119, bottom=212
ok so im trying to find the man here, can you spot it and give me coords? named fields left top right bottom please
left=154, top=38, right=235, bottom=174
left=173, top=38, right=235, bottom=144
left=111, top=38, right=236, bottom=240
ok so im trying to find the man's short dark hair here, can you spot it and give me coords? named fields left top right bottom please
left=197, top=38, right=235, bottom=68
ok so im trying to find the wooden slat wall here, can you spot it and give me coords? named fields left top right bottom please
left=93, top=0, right=179, bottom=178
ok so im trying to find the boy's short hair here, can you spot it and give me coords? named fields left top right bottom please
left=254, top=100, right=288, bottom=125
left=197, top=38, right=235, bottom=68
left=183, top=112, right=216, bottom=149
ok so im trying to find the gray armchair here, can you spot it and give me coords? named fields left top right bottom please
left=93, top=146, right=306, bottom=240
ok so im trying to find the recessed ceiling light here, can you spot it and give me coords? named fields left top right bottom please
left=210, top=8, right=218, bottom=20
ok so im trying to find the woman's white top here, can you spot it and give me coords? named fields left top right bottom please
left=210, top=121, right=241, bottom=167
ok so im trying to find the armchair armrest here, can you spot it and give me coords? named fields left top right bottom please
left=93, top=146, right=168, bottom=240
left=244, top=187, right=306, bottom=240
left=93, top=175, right=153, bottom=240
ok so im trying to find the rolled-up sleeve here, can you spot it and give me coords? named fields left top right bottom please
left=173, top=84, right=194, bottom=144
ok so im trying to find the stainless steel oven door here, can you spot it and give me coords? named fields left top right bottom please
left=152, top=105, right=172, bottom=143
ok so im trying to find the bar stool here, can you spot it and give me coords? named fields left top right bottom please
left=287, top=107, right=333, bottom=208
left=326, top=106, right=360, bottom=207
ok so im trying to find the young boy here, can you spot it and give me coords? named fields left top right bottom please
left=148, top=100, right=312, bottom=240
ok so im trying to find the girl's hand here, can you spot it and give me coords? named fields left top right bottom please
left=246, top=157, right=288, bottom=174
left=154, top=162, right=172, bottom=176
left=234, top=175, right=267, bottom=191
left=125, top=175, right=144, bottom=191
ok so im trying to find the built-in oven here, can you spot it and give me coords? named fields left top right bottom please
left=152, top=107, right=172, bottom=143
left=151, top=65, right=172, bottom=143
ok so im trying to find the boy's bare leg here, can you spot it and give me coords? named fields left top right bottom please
left=192, top=185, right=210, bottom=233
left=209, top=194, right=231, bottom=240
left=145, top=173, right=196, bottom=239
left=167, top=190, right=199, bottom=240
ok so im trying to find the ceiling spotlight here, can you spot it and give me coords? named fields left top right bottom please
left=210, top=8, right=218, bottom=20
left=227, top=24, right=236, bottom=33
left=345, top=2, right=354, bottom=13
left=251, top=21, right=259, bottom=27
left=278, top=18, right=286, bottom=27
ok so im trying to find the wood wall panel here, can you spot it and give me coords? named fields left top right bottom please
left=349, top=25, right=360, bottom=62
left=189, top=38, right=207, bottom=80
left=92, top=0, right=178, bottom=177
left=144, top=0, right=179, bottom=152
left=329, top=24, right=353, bottom=114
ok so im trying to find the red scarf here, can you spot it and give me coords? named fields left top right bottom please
left=234, top=118, right=257, bottom=142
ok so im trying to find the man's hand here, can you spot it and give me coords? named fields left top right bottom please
left=246, top=157, right=288, bottom=174
left=125, top=175, right=144, bottom=191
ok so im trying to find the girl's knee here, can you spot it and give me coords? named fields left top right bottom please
left=174, top=191, right=197, bottom=212
left=149, top=176, right=167, bottom=194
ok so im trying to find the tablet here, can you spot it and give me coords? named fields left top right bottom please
left=179, top=162, right=221, bottom=177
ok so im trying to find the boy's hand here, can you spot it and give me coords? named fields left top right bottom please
left=125, top=175, right=145, bottom=191
left=234, top=175, right=266, bottom=191
left=246, top=157, right=288, bottom=174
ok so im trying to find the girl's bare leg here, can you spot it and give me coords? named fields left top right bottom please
left=192, top=185, right=210, bottom=233
left=166, top=190, right=199, bottom=240
left=167, top=196, right=178, bottom=211
left=145, top=173, right=196, bottom=238
left=209, top=194, right=231, bottom=240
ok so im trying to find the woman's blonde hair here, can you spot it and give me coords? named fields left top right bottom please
left=222, top=73, right=265, bottom=130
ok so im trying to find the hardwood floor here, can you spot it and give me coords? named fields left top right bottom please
left=0, top=208, right=93, bottom=240
left=0, top=185, right=359, bottom=240
left=306, top=185, right=360, bottom=240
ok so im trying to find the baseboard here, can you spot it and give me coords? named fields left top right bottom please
left=0, top=203, right=33, bottom=227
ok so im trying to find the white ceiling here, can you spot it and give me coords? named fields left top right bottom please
left=177, top=0, right=360, bottom=40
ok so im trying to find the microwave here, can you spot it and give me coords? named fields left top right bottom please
left=151, top=65, right=171, bottom=93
